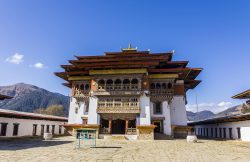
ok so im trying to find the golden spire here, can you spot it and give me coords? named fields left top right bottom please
left=121, top=43, right=137, bottom=52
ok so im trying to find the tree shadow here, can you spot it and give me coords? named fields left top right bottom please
left=0, top=137, right=72, bottom=151
left=154, top=133, right=174, bottom=140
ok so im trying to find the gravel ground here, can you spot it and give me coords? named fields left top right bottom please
left=0, top=136, right=250, bottom=162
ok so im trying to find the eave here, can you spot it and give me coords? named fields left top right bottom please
left=232, top=89, right=250, bottom=99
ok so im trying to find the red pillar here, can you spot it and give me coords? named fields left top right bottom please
left=109, top=120, right=112, bottom=134
left=125, top=120, right=129, bottom=134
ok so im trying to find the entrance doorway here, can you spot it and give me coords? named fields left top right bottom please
left=112, top=119, right=125, bottom=134
left=152, top=121, right=163, bottom=133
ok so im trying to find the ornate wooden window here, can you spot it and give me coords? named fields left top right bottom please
left=123, top=79, right=130, bottom=90
left=162, top=83, right=167, bottom=89
left=85, top=84, right=90, bottom=90
left=106, top=79, right=113, bottom=90
left=80, top=84, right=84, bottom=91
left=98, top=80, right=105, bottom=90
left=153, top=102, right=162, bottom=114
left=114, top=79, right=122, bottom=90
left=131, top=78, right=138, bottom=89
left=150, top=83, right=155, bottom=89
left=156, top=83, right=161, bottom=89
left=168, top=83, right=173, bottom=89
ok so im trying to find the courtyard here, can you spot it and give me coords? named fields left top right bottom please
left=0, top=136, right=250, bottom=162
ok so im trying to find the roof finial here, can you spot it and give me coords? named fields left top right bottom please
left=128, top=43, right=132, bottom=49
left=121, top=43, right=137, bottom=52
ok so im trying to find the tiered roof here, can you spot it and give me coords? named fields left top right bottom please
left=55, top=47, right=202, bottom=91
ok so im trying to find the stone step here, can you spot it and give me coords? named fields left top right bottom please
left=101, top=134, right=138, bottom=140
left=111, top=135, right=126, bottom=140
left=125, top=135, right=138, bottom=140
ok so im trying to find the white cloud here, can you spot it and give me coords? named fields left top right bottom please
left=186, top=101, right=232, bottom=113
left=5, top=53, right=24, bottom=64
left=34, top=62, right=44, bottom=69
left=30, top=62, right=46, bottom=69
left=217, top=101, right=232, bottom=107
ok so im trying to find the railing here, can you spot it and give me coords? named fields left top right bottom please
left=126, top=128, right=137, bottom=135
left=100, top=128, right=110, bottom=134
left=150, top=89, right=174, bottom=95
left=97, top=84, right=140, bottom=91
left=97, top=106, right=140, bottom=113
left=98, top=101, right=139, bottom=108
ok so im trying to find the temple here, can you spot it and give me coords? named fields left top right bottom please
left=55, top=45, right=202, bottom=139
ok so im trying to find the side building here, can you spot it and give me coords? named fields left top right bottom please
left=55, top=46, right=202, bottom=139
left=189, top=89, right=250, bottom=142
left=0, top=108, right=68, bottom=138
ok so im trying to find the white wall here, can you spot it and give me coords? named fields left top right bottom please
left=150, top=101, right=172, bottom=135
left=137, top=93, right=151, bottom=125
left=194, top=120, right=250, bottom=141
left=241, top=127, right=250, bottom=142
left=163, top=101, right=172, bottom=135
left=170, top=96, right=187, bottom=126
left=88, top=96, right=99, bottom=124
left=68, top=97, right=88, bottom=124
left=0, top=117, right=66, bottom=137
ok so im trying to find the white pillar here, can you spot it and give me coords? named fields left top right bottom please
left=138, top=93, right=151, bottom=125
left=163, top=101, right=172, bottom=135
left=87, top=96, right=99, bottom=124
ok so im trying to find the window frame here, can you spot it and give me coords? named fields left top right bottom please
left=153, top=102, right=163, bottom=114
left=13, top=123, right=19, bottom=136
left=0, top=123, right=8, bottom=136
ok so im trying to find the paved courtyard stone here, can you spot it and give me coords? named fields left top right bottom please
left=0, top=136, right=250, bottom=162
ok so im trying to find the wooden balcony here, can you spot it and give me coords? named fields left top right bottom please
left=150, top=89, right=174, bottom=95
left=97, top=105, right=140, bottom=113
left=97, top=84, right=140, bottom=91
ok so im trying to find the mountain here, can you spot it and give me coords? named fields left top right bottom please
left=0, top=83, right=69, bottom=115
left=214, top=105, right=241, bottom=118
left=187, top=105, right=243, bottom=121
left=187, top=110, right=215, bottom=121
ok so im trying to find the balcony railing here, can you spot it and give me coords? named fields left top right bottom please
left=150, top=89, right=174, bottom=95
left=100, top=128, right=110, bottom=134
left=126, top=128, right=137, bottom=135
left=98, top=101, right=139, bottom=108
left=97, top=84, right=140, bottom=91
left=97, top=105, right=140, bottom=113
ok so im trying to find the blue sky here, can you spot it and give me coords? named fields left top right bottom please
left=0, top=0, right=249, bottom=113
